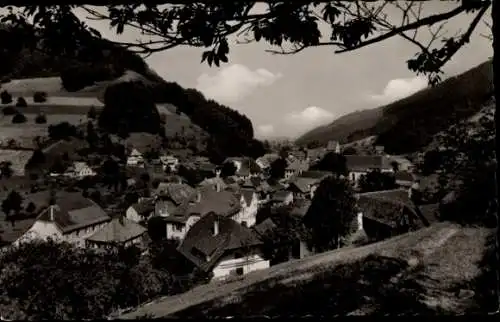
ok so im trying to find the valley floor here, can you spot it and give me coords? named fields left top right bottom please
left=118, top=222, right=496, bottom=318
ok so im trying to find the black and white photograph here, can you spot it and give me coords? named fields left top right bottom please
left=0, top=0, right=498, bottom=319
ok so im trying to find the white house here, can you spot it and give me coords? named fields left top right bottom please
left=64, top=162, right=96, bottom=178
left=127, top=148, right=145, bottom=167
left=125, top=199, right=155, bottom=223
left=159, top=155, right=179, bottom=172
left=15, top=193, right=111, bottom=248
left=233, top=188, right=259, bottom=227
left=177, top=213, right=270, bottom=281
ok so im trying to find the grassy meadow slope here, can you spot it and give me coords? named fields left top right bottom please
left=118, top=222, right=495, bottom=318
left=296, top=60, right=493, bottom=154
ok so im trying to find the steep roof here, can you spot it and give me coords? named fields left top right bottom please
left=395, top=171, right=415, bottom=182
left=253, top=218, right=277, bottom=236
left=155, top=182, right=195, bottom=205
left=130, top=199, right=155, bottom=215
left=345, top=155, right=392, bottom=172
left=86, top=217, right=147, bottom=244
left=272, top=190, right=292, bottom=202
left=36, top=192, right=111, bottom=234
left=357, top=189, right=422, bottom=229
left=286, top=159, right=308, bottom=172
left=177, top=213, right=263, bottom=272
left=290, top=199, right=312, bottom=218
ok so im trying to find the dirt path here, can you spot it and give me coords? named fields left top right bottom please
left=118, top=222, right=481, bottom=319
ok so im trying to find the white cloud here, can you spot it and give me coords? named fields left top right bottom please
left=284, top=106, right=335, bottom=133
left=256, top=124, right=275, bottom=137
left=196, top=64, right=282, bottom=103
left=369, top=76, right=428, bottom=103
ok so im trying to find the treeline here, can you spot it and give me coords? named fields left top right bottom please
left=373, top=60, right=493, bottom=154
left=151, top=82, right=265, bottom=159
left=0, top=23, right=150, bottom=89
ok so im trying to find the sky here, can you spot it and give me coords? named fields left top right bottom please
left=71, top=2, right=493, bottom=139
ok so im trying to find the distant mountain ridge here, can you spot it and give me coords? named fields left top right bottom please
left=296, top=60, right=493, bottom=155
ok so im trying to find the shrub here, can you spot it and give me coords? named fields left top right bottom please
left=35, top=113, right=47, bottom=124
left=12, top=113, right=27, bottom=124
left=2, top=106, right=17, bottom=115
left=1, top=90, right=13, bottom=104
left=33, top=91, right=47, bottom=103
left=15, top=97, right=28, bottom=107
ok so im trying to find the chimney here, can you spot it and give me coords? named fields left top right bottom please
left=196, top=191, right=201, bottom=203
left=216, top=180, right=221, bottom=192
left=49, top=205, right=56, bottom=221
left=356, top=212, right=364, bottom=231
left=213, top=220, right=219, bottom=236
left=215, top=168, right=221, bottom=178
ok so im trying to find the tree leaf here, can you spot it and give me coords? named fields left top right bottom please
left=201, top=51, right=210, bottom=63
left=213, top=55, right=220, bottom=67
left=219, top=54, right=228, bottom=63
left=207, top=52, right=213, bottom=66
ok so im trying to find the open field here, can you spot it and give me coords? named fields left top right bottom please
left=0, top=114, right=88, bottom=149
left=118, top=222, right=495, bottom=318
left=0, top=150, right=34, bottom=176
left=1, top=76, right=105, bottom=98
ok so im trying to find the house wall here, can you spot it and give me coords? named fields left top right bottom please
left=16, top=220, right=109, bottom=248
left=166, top=222, right=186, bottom=241
left=212, top=250, right=270, bottom=280
left=232, top=194, right=259, bottom=227
left=15, top=221, right=62, bottom=245
left=126, top=208, right=141, bottom=223
left=166, top=215, right=200, bottom=241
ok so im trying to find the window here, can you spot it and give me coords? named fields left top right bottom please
left=234, top=251, right=244, bottom=259
left=241, top=221, right=248, bottom=228
left=173, top=223, right=184, bottom=232
left=236, top=267, right=244, bottom=276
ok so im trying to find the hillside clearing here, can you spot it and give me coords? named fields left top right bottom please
left=118, top=222, right=495, bottom=318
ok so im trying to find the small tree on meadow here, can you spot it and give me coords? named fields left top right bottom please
left=33, top=91, right=47, bottom=103
left=12, top=113, right=27, bottom=124
left=15, top=97, right=28, bottom=107
left=35, top=113, right=47, bottom=124
left=1, top=90, right=13, bottom=104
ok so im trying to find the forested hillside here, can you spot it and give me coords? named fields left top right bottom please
left=0, top=23, right=264, bottom=160
left=297, top=60, right=493, bottom=154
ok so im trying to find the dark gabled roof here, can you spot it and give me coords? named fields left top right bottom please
left=86, top=217, right=147, bottom=244
left=357, top=189, right=426, bottom=229
left=171, top=187, right=241, bottom=223
left=417, top=203, right=441, bottom=226
left=36, top=192, right=111, bottom=234
left=253, top=218, right=277, bottom=237
left=156, top=183, right=195, bottom=205
left=272, top=190, right=292, bottom=202
left=290, top=199, right=312, bottom=218
left=131, top=199, right=155, bottom=215
left=177, top=213, right=263, bottom=272
left=395, top=171, right=415, bottom=182
left=242, top=177, right=262, bottom=188
left=345, top=155, right=393, bottom=172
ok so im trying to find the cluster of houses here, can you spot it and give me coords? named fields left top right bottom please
left=1, top=139, right=438, bottom=282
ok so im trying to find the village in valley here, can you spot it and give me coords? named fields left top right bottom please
left=0, top=105, right=433, bottom=282
left=0, top=1, right=496, bottom=319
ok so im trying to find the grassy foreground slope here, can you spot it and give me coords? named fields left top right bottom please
left=118, top=222, right=495, bottom=318
left=296, top=60, right=493, bottom=154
